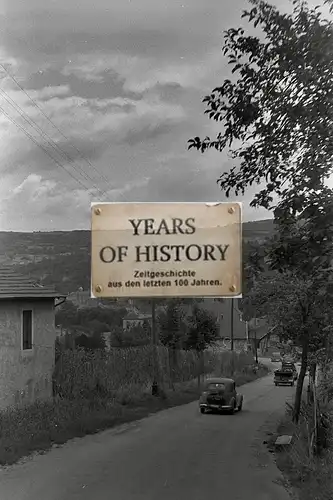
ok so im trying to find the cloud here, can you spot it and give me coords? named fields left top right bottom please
left=1, top=0, right=292, bottom=232
left=27, top=85, right=71, bottom=100
left=0, top=80, right=187, bottom=175
left=61, top=51, right=225, bottom=94
left=0, top=173, right=150, bottom=231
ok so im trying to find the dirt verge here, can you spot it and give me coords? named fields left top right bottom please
left=262, top=404, right=333, bottom=500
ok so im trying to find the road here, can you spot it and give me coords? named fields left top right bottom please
left=1, top=361, right=294, bottom=500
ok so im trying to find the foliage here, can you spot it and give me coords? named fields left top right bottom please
left=75, top=331, right=106, bottom=351
left=0, top=348, right=265, bottom=466
left=56, top=303, right=127, bottom=335
left=245, top=268, right=333, bottom=421
left=325, top=0, right=333, bottom=14
left=158, top=300, right=187, bottom=349
left=55, top=301, right=79, bottom=327
left=188, top=0, right=333, bottom=223
left=53, top=346, right=256, bottom=400
left=189, top=0, right=333, bottom=423
left=245, top=269, right=333, bottom=350
left=110, top=323, right=151, bottom=348
left=184, top=305, right=218, bottom=351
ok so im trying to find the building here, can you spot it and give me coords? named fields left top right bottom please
left=66, top=288, right=119, bottom=309
left=0, top=266, right=65, bottom=410
left=67, top=288, right=102, bottom=308
left=190, top=299, right=249, bottom=351
left=122, top=309, right=152, bottom=330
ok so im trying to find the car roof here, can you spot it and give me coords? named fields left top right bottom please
left=205, top=377, right=234, bottom=385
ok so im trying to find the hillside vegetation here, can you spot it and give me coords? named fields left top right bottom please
left=0, top=219, right=274, bottom=294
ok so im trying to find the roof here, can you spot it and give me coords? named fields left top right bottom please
left=123, top=312, right=152, bottom=320
left=205, top=377, right=235, bottom=385
left=123, top=312, right=141, bottom=320
left=0, top=266, right=65, bottom=299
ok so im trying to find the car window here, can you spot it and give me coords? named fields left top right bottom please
left=207, top=383, right=225, bottom=390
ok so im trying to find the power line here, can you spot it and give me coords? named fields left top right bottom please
left=0, top=87, right=107, bottom=198
left=0, top=105, right=98, bottom=192
left=0, top=62, right=114, bottom=194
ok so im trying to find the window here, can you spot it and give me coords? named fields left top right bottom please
left=208, top=383, right=225, bottom=391
left=22, top=310, right=33, bottom=350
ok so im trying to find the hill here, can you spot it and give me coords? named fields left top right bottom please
left=0, top=218, right=275, bottom=294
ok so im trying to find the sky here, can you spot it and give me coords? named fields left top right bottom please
left=0, top=0, right=328, bottom=231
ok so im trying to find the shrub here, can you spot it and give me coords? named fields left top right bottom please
left=0, top=346, right=267, bottom=465
left=53, top=346, right=258, bottom=399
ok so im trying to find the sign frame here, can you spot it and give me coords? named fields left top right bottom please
left=91, top=201, right=242, bottom=299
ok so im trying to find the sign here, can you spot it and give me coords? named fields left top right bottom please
left=91, top=202, right=242, bottom=298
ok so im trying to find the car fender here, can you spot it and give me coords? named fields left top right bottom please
left=236, top=394, right=243, bottom=405
left=199, top=393, right=207, bottom=403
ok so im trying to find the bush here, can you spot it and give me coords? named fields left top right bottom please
left=273, top=402, right=333, bottom=500
left=0, top=346, right=268, bottom=466
left=52, top=346, right=258, bottom=399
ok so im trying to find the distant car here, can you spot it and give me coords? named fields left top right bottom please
left=199, top=377, right=243, bottom=415
left=281, top=361, right=298, bottom=381
left=271, top=352, right=282, bottom=362
left=274, top=368, right=295, bottom=386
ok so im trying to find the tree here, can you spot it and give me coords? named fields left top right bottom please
left=325, top=0, right=333, bottom=14
left=185, top=305, right=218, bottom=351
left=159, top=300, right=187, bottom=349
left=245, top=270, right=333, bottom=422
left=75, top=331, right=106, bottom=350
left=55, top=301, right=79, bottom=328
left=188, top=0, right=333, bottom=224
left=123, top=323, right=151, bottom=346
left=188, top=0, right=333, bottom=421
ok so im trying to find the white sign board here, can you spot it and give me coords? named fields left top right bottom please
left=91, top=202, right=242, bottom=298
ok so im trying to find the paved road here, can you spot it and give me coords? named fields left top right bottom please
left=1, top=361, right=293, bottom=500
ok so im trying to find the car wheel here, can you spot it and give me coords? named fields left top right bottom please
left=228, top=401, right=236, bottom=415
left=238, top=401, right=243, bottom=412
left=291, top=382, right=294, bottom=386
left=200, top=407, right=206, bottom=414
left=275, top=382, right=278, bottom=386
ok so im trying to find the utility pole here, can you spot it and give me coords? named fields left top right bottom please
left=230, top=298, right=234, bottom=351
left=230, top=298, right=234, bottom=376
left=254, top=327, right=258, bottom=364
left=151, top=299, right=159, bottom=396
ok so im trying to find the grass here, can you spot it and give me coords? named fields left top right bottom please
left=0, top=363, right=268, bottom=466
left=265, top=402, right=333, bottom=500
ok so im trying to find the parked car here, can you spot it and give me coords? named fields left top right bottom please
left=274, top=368, right=295, bottom=386
left=281, top=361, right=298, bottom=380
left=271, top=352, right=282, bottom=362
left=199, top=377, right=243, bottom=415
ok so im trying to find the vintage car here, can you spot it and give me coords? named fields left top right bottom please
left=199, top=377, right=243, bottom=414
left=270, top=352, right=282, bottom=362
left=274, top=368, right=295, bottom=386
left=281, top=361, right=298, bottom=381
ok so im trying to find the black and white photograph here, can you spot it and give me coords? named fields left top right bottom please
left=0, top=0, right=333, bottom=498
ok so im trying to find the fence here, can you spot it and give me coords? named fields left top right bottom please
left=53, top=346, right=255, bottom=400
